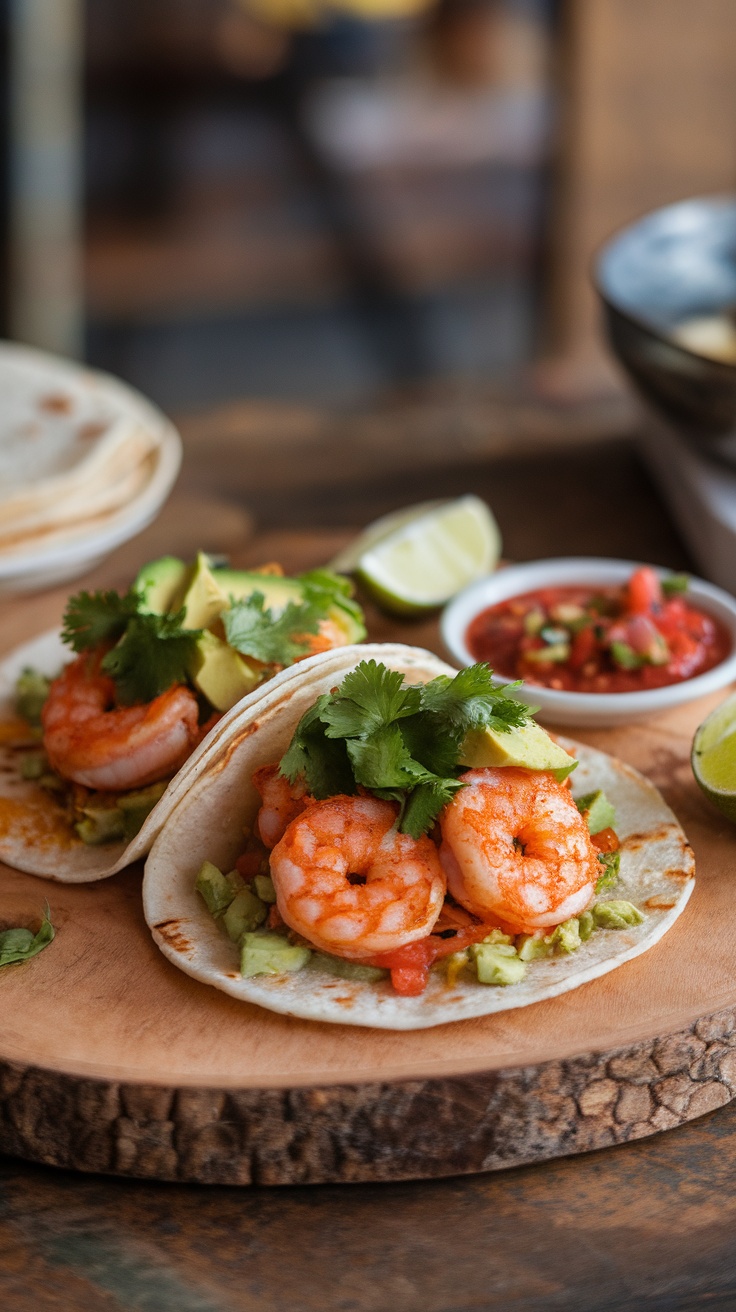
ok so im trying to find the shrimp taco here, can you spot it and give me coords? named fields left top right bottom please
left=0, top=552, right=364, bottom=882
left=143, top=643, right=695, bottom=1030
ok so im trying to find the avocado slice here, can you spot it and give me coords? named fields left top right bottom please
left=212, top=568, right=303, bottom=615
left=133, top=556, right=190, bottom=615
left=459, top=720, right=578, bottom=781
left=191, top=630, right=262, bottom=711
left=240, top=930, right=312, bottom=977
left=179, top=552, right=231, bottom=629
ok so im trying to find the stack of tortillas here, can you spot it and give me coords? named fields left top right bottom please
left=0, top=342, right=181, bottom=593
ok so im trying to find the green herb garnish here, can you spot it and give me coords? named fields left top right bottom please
left=223, top=592, right=323, bottom=666
left=62, top=589, right=142, bottom=652
left=661, top=573, right=689, bottom=598
left=280, top=659, right=530, bottom=838
left=0, top=906, right=54, bottom=967
left=99, top=611, right=202, bottom=705
left=595, top=849, right=621, bottom=892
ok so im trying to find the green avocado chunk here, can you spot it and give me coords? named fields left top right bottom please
left=240, top=931, right=311, bottom=977
left=516, top=933, right=552, bottom=961
left=195, top=861, right=236, bottom=918
left=178, top=552, right=230, bottom=630
left=309, top=952, right=387, bottom=983
left=133, top=555, right=190, bottom=615
left=14, top=668, right=51, bottom=726
left=75, top=805, right=126, bottom=845
left=593, top=900, right=644, bottom=929
left=191, top=630, right=262, bottom=711
left=471, top=941, right=527, bottom=985
left=223, top=888, right=268, bottom=942
left=116, top=780, right=168, bottom=841
left=459, top=720, right=578, bottom=782
left=575, top=789, right=616, bottom=835
left=546, top=917, right=582, bottom=954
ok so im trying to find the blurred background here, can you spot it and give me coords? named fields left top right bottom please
left=3, top=0, right=736, bottom=416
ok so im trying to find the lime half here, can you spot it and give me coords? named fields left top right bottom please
left=354, top=495, right=501, bottom=616
left=692, top=692, right=736, bottom=821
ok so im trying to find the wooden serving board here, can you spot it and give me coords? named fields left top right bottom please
left=2, top=527, right=736, bottom=1186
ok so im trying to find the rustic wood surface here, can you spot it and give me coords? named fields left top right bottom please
left=1, top=524, right=734, bottom=1188
left=3, top=400, right=736, bottom=1307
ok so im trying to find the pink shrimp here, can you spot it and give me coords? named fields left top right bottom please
left=440, top=767, right=599, bottom=935
left=269, top=794, right=446, bottom=958
left=42, top=651, right=200, bottom=791
left=252, top=764, right=311, bottom=849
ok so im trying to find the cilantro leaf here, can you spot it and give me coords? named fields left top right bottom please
left=298, top=569, right=353, bottom=602
left=223, top=593, right=323, bottom=666
left=101, top=612, right=201, bottom=705
left=62, top=589, right=142, bottom=652
left=323, top=661, right=421, bottom=739
left=399, top=712, right=464, bottom=778
left=0, top=906, right=54, bottom=967
left=401, top=778, right=465, bottom=839
left=420, top=665, right=530, bottom=734
left=346, top=724, right=430, bottom=791
left=595, top=850, right=621, bottom=893
left=280, top=697, right=356, bottom=798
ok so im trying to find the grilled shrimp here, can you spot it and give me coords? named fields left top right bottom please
left=440, top=767, right=599, bottom=935
left=252, top=763, right=310, bottom=849
left=268, top=794, right=446, bottom=958
left=42, top=651, right=200, bottom=791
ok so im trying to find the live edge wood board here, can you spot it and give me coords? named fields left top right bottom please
left=2, top=536, right=736, bottom=1185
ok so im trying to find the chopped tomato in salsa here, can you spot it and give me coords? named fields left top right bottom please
left=466, top=567, right=731, bottom=694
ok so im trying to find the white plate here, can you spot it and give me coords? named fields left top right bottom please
left=441, top=557, right=736, bottom=726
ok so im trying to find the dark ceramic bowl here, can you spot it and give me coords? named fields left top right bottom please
left=595, top=196, right=736, bottom=458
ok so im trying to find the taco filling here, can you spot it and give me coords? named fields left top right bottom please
left=1, top=552, right=363, bottom=864
left=194, top=659, right=645, bottom=997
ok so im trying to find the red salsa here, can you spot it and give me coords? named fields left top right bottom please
left=466, top=567, right=731, bottom=694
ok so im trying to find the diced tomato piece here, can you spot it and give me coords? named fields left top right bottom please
left=235, top=851, right=262, bottom=881
left=368, top=922, right=496, bottom=995
left=591, top=826, right=619, bottom=853
left=626, top=566, right=662, bottom=615
left=568, top=625, right=597, bottom=670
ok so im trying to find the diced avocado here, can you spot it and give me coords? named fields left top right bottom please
left=575, top=789, right=616, bottom=835
left=75, top=805, right=126, bottom=845
left=459, top=720, right=578, bottom=782
left=223, top=888, right=268, bottom=942
left=192, top=630, right=262, bottom=711
left=593, top=900, right=644, bottom=930
left=254, top=874, right=277, bottom=904
left=240, top=930, right=311, bottom=977
left=578, top=910, right=595, bottom=941
left=14, top=668, right=51, bottom=726
left=525, top=643, right=571, bottom=663
left=213, top=568, right=303, bottom=616
left=595, top=850, right=621, bottom=893
left=471, top=942, right=526, bottom=986
left=480, top=927, right=515, bottom=946
left=546, top=917, right=581, bottom=954
left=133, top=556, right=190, bottom=615
left=116, top=780, right=168, bottom=841
left=196, top=861, right=235, bottom=918
left=179, top=552, right=230, bottom=630
left=309, top=951, right=387, bottom=983
left=516, top=933, right=552, bottom=962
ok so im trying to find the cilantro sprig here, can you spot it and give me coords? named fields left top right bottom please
left=280, top=659, right=530, bottom=838
left=62, top=589, right=201, bottom=705
left=223, top=593, right=323, bottom=665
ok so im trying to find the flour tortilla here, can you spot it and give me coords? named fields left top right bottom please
left=0, top=638, right=394, bottom=883
left=142, top=644, right=695, bottom=1030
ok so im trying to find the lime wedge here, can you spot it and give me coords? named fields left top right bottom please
left=692, top=693, right=736, bottom=821
left=353, top=495, right=501, bottom=616
left=329, top=500, right=448, bottom=574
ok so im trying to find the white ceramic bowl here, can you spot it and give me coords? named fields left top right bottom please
left=440, top=557, right=736, bottom=727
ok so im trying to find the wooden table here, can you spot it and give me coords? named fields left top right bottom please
left=3, top=396, right=735, bottom=1310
